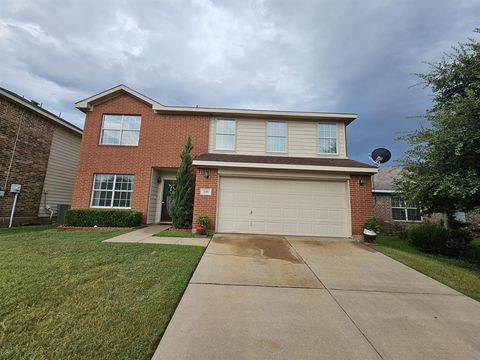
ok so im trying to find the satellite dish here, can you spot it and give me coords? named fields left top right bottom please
left=370, top=148, right=391, bottom=167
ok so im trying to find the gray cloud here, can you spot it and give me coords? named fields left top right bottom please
left=1, top=0, right=479, bottom=162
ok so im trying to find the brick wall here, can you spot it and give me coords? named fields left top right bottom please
left=0, top=96, right=54, bottom=225
left=192, top=168, right=218, bottom=230
left=71, top=93, right=209, bottom=222
left=349, top=175, right=373, bottom=235
left=373, top=193, right=392, bottom=222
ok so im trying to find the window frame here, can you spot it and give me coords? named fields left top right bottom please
left=317, top=123, right=338, bottom=155
left=90, top=174, right=134, bottom=209
left=215, top=118, right=236, bottom=151
left=391, top=196, right=422, bottom=222
left=99, top=114, right=141, bottom=146
left=266, top=121, right=287, bottom=153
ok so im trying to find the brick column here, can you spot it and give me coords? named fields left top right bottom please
left=349, top=175, right=373, bottom=236
left=192, top=168, right=218, bottom=230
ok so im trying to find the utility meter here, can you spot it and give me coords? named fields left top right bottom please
left=10, top=184, right=22, bottom=193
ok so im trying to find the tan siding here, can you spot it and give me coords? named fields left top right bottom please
left=38, top=127, right=81, bottom=217
left=208, top=118, right=347, bottom=158
left=147, top=169, right=160, bottom=224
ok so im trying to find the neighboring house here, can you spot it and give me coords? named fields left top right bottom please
left=72, top=85, right=377, bottom=239
left=373, top=166, right=480, bottom=231
left=0, top=87, right=83, bottom=227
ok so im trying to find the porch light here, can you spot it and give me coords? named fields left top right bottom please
left=157, top=176, right=162, bottom=184
left=359, top=177, right=365, bottom=186
left=203, top=170, right=209, bottom=179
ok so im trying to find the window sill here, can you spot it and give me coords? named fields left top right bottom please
left=392, top=219, right=423, bottom=223
left=91, top=206, right=132, bottom=210
left=98, top=144, right=139, bottom=147
left=213, top=148, right=236, bottom=152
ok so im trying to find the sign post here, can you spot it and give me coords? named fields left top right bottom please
left=9, top=184, right=21, bottom=228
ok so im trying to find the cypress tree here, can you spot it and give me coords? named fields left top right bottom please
left=170, top=137, right=195, bottom=228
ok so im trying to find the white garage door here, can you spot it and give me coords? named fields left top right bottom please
left=217, top=177, right=350, bottom=237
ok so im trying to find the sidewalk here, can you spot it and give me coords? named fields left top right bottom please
left=103, top=225, right=210, bottom=247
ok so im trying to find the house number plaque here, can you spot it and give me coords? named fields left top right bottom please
left=200, top=188, right=212, bottom=196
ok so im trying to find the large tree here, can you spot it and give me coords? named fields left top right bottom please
left=396, top=29, right=480, bottom=217
left=170, top=137, right=195, bottom=228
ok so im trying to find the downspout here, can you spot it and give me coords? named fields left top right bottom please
left=3, top=109, right=25, bottom=190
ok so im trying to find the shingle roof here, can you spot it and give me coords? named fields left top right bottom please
left=0, top=86, right=82, bottom=134
left=194, top=153, right=376, bottom=169
left=372, top=166, right=402, bottom=191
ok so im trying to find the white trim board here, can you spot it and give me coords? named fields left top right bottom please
left=193, top=160, right=378, bottom=174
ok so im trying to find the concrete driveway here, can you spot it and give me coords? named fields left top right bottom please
left=153, top=234, right=480, bottom=360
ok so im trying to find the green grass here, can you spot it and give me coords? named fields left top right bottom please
left=374, top=235, right=480, bottom=301
left=154, top=229, right=210, bottom=238
left=0, top=227, right=204, bottom=359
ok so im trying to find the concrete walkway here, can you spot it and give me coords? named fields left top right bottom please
left=103, top=225, right=210, bottom=247
left=153, top=234, right=480, bottom=360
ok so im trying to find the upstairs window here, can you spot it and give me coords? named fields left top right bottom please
left=91, top=174, right=134, bottom=208
left=318, top=123, right=337, bottom=154
left=267, top=121, right=287, bottom=152
left=100, top=115, right=141, bottom=145
left=391, top=196, right=421, bottom=221
left=215, top=119, right=236, bottom=150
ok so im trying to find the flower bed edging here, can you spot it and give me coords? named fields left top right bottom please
left=57, top=225, right=134, bottom=231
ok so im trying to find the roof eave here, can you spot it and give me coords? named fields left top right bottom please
left=192, top=160, right=378, bottom=174
left=0, top=88, right=83, bottom=135
left=154, top=106, right=357, bottom=123
left=75, top=85, right=358, bottom=124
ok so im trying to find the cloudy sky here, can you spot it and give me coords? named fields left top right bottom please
left=1, top=0, right=479, bottom=163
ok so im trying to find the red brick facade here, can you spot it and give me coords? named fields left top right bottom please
left=71, top=94, right=209, bottom=221
left=192, top=168, right=218, bottom=230
left=72, top=91, right=376, bottom=237
left=349, top=175, right=373, bottom=235
left=0, top=96, right=54, bottom=226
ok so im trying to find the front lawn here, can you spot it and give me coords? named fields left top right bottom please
left=0, top=227, right=204, bottom=359
left=374, top=235, right=480, bottom=301
left=154, top=229, right=210, bottom=238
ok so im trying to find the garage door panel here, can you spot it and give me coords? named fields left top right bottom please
left=218, top=177, right=349, bottom=237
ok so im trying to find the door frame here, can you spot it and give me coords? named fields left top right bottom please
left=156, top=176, right=176, bottom=223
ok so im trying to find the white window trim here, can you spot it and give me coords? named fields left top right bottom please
left=100, top=114, right=141, bottom=146
left=391, top=199, right=422, bottom=222
left=266, top=121, right=287, bottom=153
left=215, top=118, right=236, bottom=151
left=317, top=123, right=338, bottom=155
left=90, top=174, right=134, bottom=209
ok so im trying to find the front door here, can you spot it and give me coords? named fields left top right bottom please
left=160, top=180, right=176, bottom=223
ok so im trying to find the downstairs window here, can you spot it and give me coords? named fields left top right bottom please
left=391, top=196, right=421, bottom=221
left=91, top=174, right=134, bottom=208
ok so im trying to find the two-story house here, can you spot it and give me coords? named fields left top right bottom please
left=72, top=85, right=377, bottom=239
left=0, top=86, right=82, bottom=227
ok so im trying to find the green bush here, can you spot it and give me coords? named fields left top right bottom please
left=408, top=224, right=449, bottom=253
left=64, top=209, right=142, bottom=227
left=364, top=218, right=379, bottom=232
left=463, top=244, right=480, bottom=265
left=444, top=228, right=473, bottom=257
left=408, top=224, right=473, bottom=257
left=196, top=215, right=209, bottom=227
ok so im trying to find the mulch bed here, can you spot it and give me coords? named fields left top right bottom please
left=57, top=225, right=134, bottom=231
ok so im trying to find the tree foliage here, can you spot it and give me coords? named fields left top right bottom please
left=170, top=137, right=195, bottom=228
left=396, top=29, right=480, bottom=215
